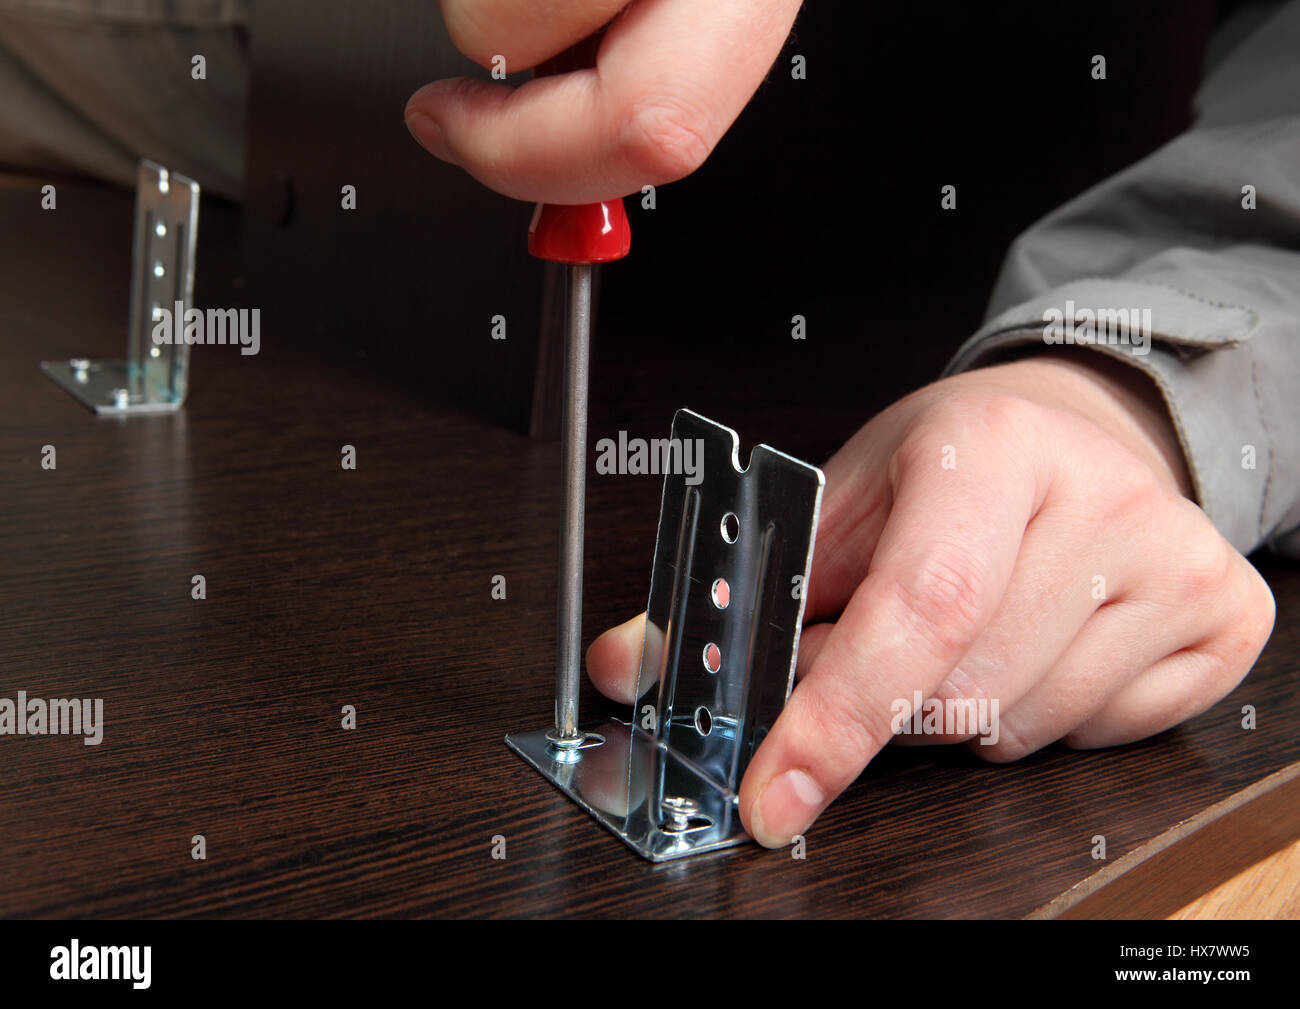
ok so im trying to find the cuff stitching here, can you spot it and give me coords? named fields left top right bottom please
left=1248, top=344, right=1275, bottom=545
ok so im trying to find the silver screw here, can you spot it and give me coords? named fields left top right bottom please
left=112, top=388, right=130, bottom=409
left=545, top=729, right=585, bottom=751
left=661, top=796, right=700, bottom=833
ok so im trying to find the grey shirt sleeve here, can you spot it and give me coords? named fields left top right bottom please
left=943, top=0, right=1300, bottom=558
left=0, top=0, right=250, bottom=199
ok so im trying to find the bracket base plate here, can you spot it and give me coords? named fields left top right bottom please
left=506, top=719, right=748, bottom=862
left=40, top=359, right=182, bottom=415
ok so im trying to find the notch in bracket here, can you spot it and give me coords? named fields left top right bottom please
left=507, top=408, right=825, bottom=861
left=41, top=159, right=200, bottom=414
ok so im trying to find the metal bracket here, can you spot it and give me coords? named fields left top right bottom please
left=41, top=159, right=200, bottom=414
left=507, top=408, right=825, bottom=861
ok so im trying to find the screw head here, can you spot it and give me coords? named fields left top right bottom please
left=661, top=796, right=701, bottom=832
left=546, top=729, right=585, bottom=750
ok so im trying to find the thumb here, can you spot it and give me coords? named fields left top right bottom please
left=585, top=613, right=647, bottom=704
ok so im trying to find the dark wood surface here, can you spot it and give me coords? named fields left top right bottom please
left=1, top=177, right=1297, bottom=919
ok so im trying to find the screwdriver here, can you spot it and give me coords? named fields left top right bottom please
left=528, top=34, right=631, bottom=749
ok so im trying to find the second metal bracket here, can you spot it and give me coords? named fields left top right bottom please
left=41, top=159, right=200, bottom=414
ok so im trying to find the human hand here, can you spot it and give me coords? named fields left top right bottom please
left=587, top=351, right=1275, bottom=847
left=405, top=0, right=804, bottom=203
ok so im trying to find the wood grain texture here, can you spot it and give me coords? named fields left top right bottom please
left=1039, top=767, right=1300, bottom=919
left=1, top=177, right=1297, bottom=919
left=1171, top=834, right=1300, bottom=919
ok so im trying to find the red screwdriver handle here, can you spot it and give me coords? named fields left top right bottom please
left=527, top=32, right=631, bottom=265
left=528, top=202, right=630, bottom=263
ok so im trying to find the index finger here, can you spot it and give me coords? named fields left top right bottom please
left=406, top=0, right=803, bottom=203
left=738, top=405, right=1050, bottom=846
left=437, top=0, right=630, bottom=71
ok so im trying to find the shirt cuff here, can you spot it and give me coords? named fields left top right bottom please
left=942, top=277, right=1270, bottom=555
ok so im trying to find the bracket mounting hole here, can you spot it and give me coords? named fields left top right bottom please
left=703, top=642, right=722, bottom=674
left=711, top=577, right=730, bottom=609
left=720, top=512, right=739, bottom=544
left=694, top=706, right=713, bottom=736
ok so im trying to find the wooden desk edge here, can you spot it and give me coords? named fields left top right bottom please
left=1029, top=762, right=1300, bottom=919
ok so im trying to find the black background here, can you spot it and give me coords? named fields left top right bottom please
left=239, top=0, right=1220, bottom=435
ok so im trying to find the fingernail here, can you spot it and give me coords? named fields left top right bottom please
left=405, top=113, right=455, bottom=163
left=751, top=769, right=824, bottom=848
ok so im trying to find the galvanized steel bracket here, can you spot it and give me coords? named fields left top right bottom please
left=41, top=159, right=200, bottom=414
left=507, top=408, right=824, bottom=861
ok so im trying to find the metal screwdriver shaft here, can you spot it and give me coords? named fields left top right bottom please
left=552, top=264, right=592, bottom=745
left=527, top=32, right=631, bottom=752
